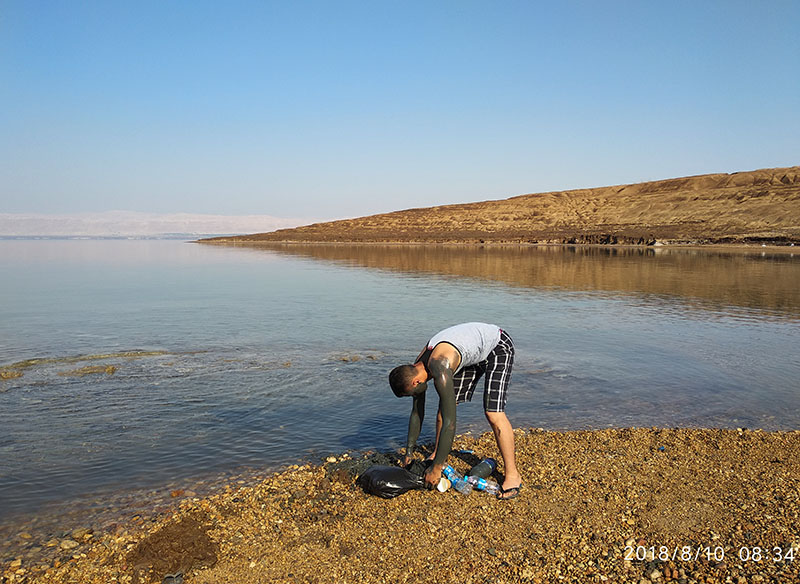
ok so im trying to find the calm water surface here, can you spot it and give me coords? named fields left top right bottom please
left=1, top=240, right=799, bottom=528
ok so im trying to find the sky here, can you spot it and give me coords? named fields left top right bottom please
left=1, top=1, right=798, bottom=221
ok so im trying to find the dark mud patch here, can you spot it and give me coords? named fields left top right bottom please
left=125, top=516, right=218, bottom=584
left=322, top=444, right=478, bottom=484
left=57, top=364, right=118, bottom=377
left=0, top=350, right=171, bottom=379
left=323, top=451, right=403, bottom=484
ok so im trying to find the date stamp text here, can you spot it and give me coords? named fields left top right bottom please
left=624, top=545, right=796, bottom=563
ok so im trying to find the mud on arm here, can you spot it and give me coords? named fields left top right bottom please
left=428, top=358, right=456, bottom=467
left=406, top=392, right=425, bottom=458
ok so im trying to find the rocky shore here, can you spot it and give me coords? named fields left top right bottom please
left=4, top=427, right=798, bottom=584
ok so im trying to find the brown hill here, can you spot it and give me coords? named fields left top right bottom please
left=205, top=166, right=800, bottom=245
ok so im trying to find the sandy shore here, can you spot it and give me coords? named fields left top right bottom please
left=4, top=427, right=799, bottom=584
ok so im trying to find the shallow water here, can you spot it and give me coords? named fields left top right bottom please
left=1, top=240, right=799, bottom=529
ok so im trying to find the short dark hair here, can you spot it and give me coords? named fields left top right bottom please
left=389, top=364, right=417, bottom=397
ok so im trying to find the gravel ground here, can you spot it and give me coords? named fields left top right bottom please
left=4, top=427, right=799, bottom=584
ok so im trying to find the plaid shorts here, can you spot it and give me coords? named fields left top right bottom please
left=452, top=329, right=514, bottom=412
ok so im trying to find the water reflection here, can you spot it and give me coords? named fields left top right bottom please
left=1, top=239, right=798, bottom=553
left=227, top=243, right=800, bottom=318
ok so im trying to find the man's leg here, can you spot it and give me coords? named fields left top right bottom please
left=483, top=330, right=520, bottom=498
left=485, top=410, right=522, bottom=497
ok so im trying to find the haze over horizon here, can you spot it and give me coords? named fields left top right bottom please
left=2, top=2, right=798, bottom=221
left=0, top=211, right=325, bottom=237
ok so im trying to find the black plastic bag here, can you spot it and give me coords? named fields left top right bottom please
left=357, top=465, right=426, bottom=499
left=405, top=458, right=432, bottom=477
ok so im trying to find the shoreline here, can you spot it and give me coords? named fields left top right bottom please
left=5, top=427, right=799, bottom=584
left=0, top=464, right=287, bottom=574
left=197, top=239, right=800, bottom=253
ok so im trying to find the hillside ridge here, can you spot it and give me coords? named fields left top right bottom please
left=204, top=166, right=800, bottom=245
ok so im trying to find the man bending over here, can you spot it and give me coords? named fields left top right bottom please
left=389, top=322, right=522, bottom=500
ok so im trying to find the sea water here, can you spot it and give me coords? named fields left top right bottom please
left=1, top=239, right=799, bottom=526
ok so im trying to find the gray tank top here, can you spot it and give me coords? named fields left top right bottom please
left=427, top=322, right=501, bottom=373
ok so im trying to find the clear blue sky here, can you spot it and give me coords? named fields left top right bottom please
left=2, top=1, right=798, bottom=219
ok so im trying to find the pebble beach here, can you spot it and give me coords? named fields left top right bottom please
left=3, top=427, right=799, bottom=584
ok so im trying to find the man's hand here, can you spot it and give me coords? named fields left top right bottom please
left=424, top=462, right=443, bottom=489
left=401, top=455, right=412, bottom=468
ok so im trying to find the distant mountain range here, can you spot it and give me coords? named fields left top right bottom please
left=0, top=211, right=321, bottom=238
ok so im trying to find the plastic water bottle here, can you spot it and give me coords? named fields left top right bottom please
left=442, top=465, right=458, bottom=481
left=442, top=465, right=473, bottom=495
left=452, top=477, right=473, bottom=495
left=465, top=475, right=500, bottom=495
left=482, top=480, right=499, bottom=496
left=468, top=457, right=497, bottom=479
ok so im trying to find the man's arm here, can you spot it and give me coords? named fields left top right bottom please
left=405, top=392, right=425, bottom=461
left=424, top=357, right=457, bottom=485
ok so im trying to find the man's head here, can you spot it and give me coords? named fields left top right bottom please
left=389, top=364, right=427, bottom=397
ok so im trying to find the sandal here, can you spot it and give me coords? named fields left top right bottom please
left=496, top=484, right=522, bottom=500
